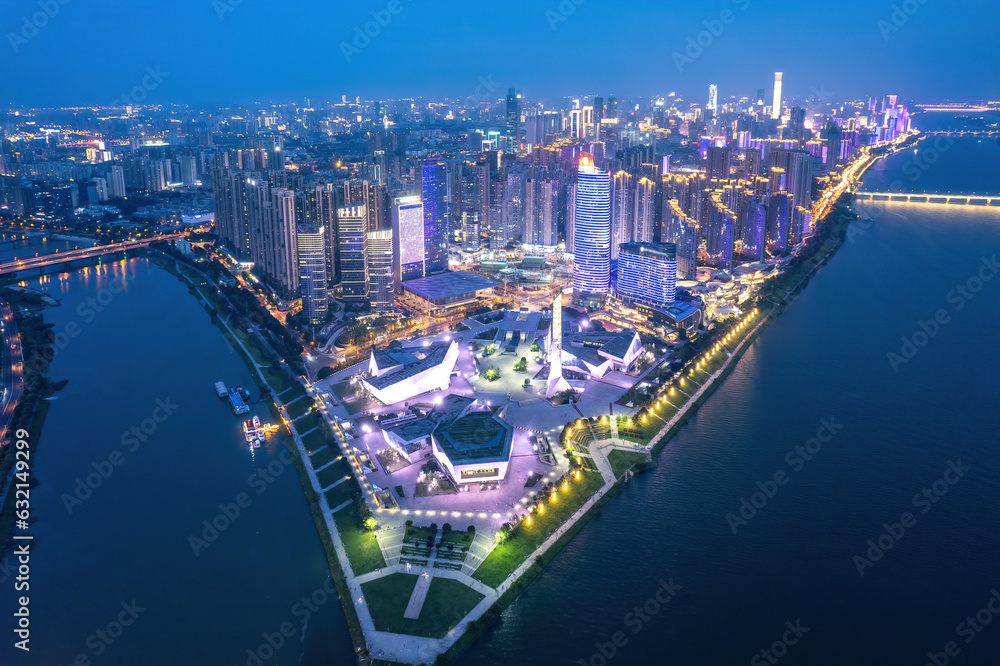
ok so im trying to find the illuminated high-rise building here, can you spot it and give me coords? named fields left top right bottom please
left=617, top=242, right=677, bottom=307
left=421, top=161, right=448, bottom=274
left=505, top=88, right=520, bottom=151
left=297, top=225, right=328, bottom=325
left=392, top=195, right=425, bottom=287
left=708, top=84, right=718, bottom=113
left=571, top=155, right=612, bottom=307
left=771, top=72, right=783, bottom=120
left=366, top=228, right=394, bottom=312
left=707, top=146, right=732, bottom=181
left=337, top=204, right=369, bottom=302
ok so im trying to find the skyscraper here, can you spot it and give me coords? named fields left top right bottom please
left=707, top=146, right=732, bottom=181
left=392, top=195, right=425, bottom=287
left=826, top=123, right=843, bottom=172
left=571, top=155, right=612, bottom=307
left=772, top=72, right=783, bottom=120
left=421, top=161, right=448, bottom=274
left=254, top=187, right=298, bottom=302
left=297, top=225, right=328, bottom=325
left=525, top=178, right=558, bottom=247
left=708, top=84, right=718, bottom=113
left=337, top=205, right=369, bottom=303
left=617, top=243, right=677, bottom=307
left=505, top=88, right=520, bottom=151
left=366, top=228, right=394, bottom=312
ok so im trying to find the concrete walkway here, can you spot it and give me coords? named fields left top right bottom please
left=403, top=572, right=433, bottom=619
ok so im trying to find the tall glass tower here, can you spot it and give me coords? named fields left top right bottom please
left=296, top=225, right=328, bottom=325
left=572, top=155, right=611, bottom=307
left=420, top=161, right=448, bottom=274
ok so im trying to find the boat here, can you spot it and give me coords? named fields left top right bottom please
left=215, top=381, right=229, bottom=398
left=253, top=416, right=261, bottom=429
left=257, top=429, right=266, bottom=443
left=228, top=389, right=249, bottom=415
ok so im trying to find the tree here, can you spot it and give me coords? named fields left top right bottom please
left=363, top=516, right=377, bottom=531
left=468, top=525, right=475, bottom=534
left=523, top=378, right=531, bottom=387
left=514, top=356, right=527, bottom=372
left=442, top=523, right=452, bottom=533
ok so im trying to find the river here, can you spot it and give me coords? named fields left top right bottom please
left=0, top=258, right=354, bottom=665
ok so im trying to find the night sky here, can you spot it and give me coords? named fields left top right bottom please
left=1, top=0, right=997, bottom=107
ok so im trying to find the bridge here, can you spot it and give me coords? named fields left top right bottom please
left=0, top=233, right=185, bottom=276
left=854, top=192, right=1000, bottom=207
left=921, top=130, right=1000, bottom=138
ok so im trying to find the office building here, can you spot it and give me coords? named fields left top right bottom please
left=338, top=204, right=369, bottom=302
left=367, top=228, right=394, bottom=312
left=297, top=225, right=328, bottom=325
left=617, top=242, right=677, bottom=307
left=392, top=195, right=425, bottom=287
left=572, top=155, right=612, bottom=306
left=772, top=72, right=783, bottom=120
left=421, top=161, right=448, bottom=274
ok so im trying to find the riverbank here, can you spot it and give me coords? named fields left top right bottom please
left=150, top=251, right=377, bottom=663
left=0, top=288, right=66, bottom=552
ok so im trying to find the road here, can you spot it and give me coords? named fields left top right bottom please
left=0, top=300, right=24, bottom=446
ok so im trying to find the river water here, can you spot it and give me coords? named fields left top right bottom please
left=0, top=258, right=353, bottom=665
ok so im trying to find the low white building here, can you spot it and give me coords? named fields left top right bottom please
left=381, top=394, right=514, bottom=484
left=361, top=340, right=460, bottom=405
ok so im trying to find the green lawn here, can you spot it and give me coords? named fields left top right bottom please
left=307, top=442, right=336, bottom=467
left=324, top=482, right=354, bottom=509
left=293, top=411, right=322, bottom=434
left=473, top=470, right=605, bottom=588
left=362, top=574, right=485, bottom=638
left=608, top=449, right=650, bottom=477
left=617, top=416, right=661, bottom=446
left=441, top=529, right=474, bottom=548
left=405, top=525, right=437, bottom=544
left=286, top=395, right=314, bottom=420
left=334, top=506, right=386, bottom=575
left=316, top=458, right=351, bottom=488
left=301, top=428, right=328, bottom=453
left=262, top=365, right=300, bottom=396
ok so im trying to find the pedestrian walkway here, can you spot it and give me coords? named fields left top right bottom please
left=403, top=573, right=433, bottom=619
